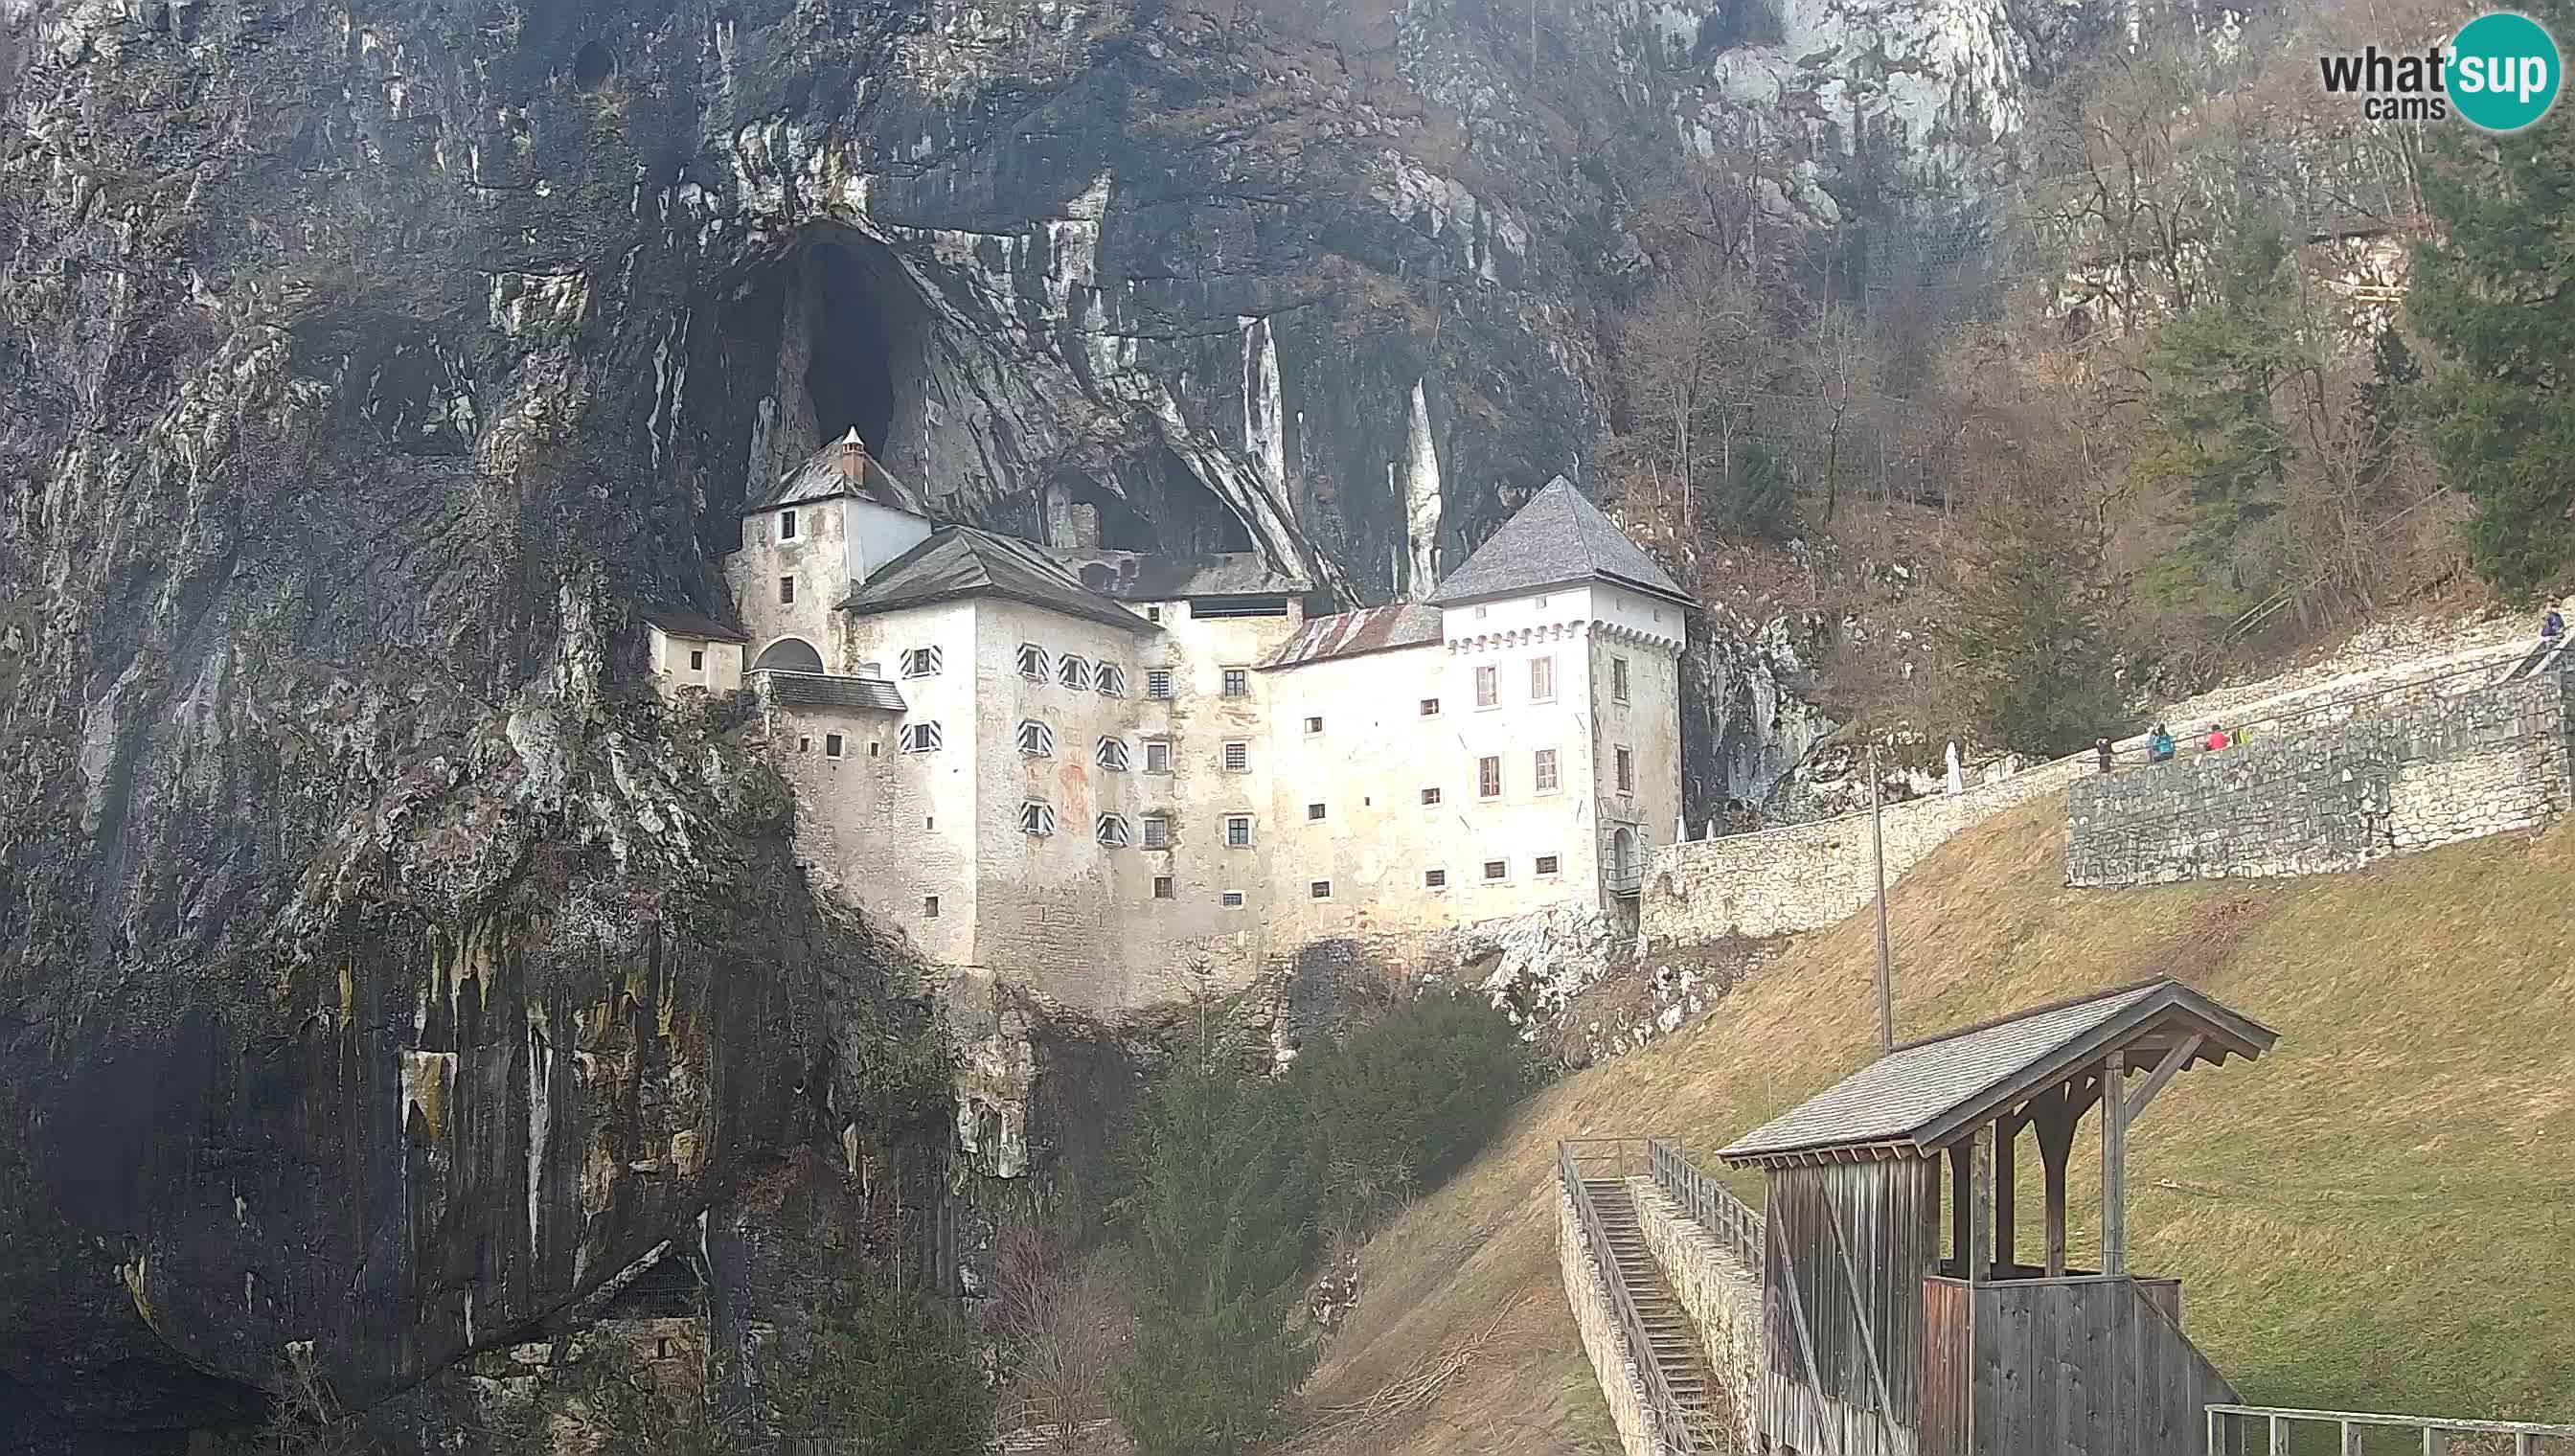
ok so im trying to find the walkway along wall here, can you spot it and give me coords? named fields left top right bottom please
left=2066, top=668, right=2574, bottom=888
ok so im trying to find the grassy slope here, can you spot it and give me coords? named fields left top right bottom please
left=1297, top=801, right=2575, bottom=1454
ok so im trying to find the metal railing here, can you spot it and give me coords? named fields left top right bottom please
left=1558, top=1139, right=1703, bottom=1455
left=1646, top=1137, right=1765, bottom=1274
left=2209, top=1405, right=2575, bottom=1454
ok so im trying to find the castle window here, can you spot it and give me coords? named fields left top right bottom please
left=1530, top=654, right=1556, bottom=703
left=1477, top=756, right=1502, bottom=800
left=1534, top=594, right=1548, bottom=608
left=1220, top=890, right=1245, bottom=907
left=900, top=647, right=943, bottom=678
left=1483, top=858, right=1508, bottom=881
left=1616, top=746, right=1634, bottom=793
left=1535, top=748, right=1561, bottom=795
left=1474, top=664, right=1498, bottom=709
left=1059, top=654, right=1092, bottom=691
left=1222, top=740, right=1249, bottom=772
left=1153, top=875, right=1175, bottom=899
left=923, top=896, right=940, bottom=918
left=1018, top=720, right=1056, bottom=758
left=1221, top=668, right=1248, bottom=698
left=1310, top=880, right=1332, bottom=899
left=1016, top=643, right=1051, bottom=680
left=1307, top=802, right=1326, bottom=821
left=1141, top=815, right=1170, bottom=849
left=1021, top=801, right=1057, bottom=836
left=1096, top=737, right=1131, bottom=772
left=1148, top=605, right=1165, bottom=623
left=1536, top=854, right=1561, bottom=877
left=779, top=576, right=796, bottom=605
left=1144, top=739, right=1173, bottom=774
left=1304, top=715, right=1324, bottom=736
left=690, top=649, right=705, bottom=671
left=1225, top=815, right=1253, bottom=848
left=780, top=509, right=799, bottom=540
left=1097, top=663, right=1128, bottom=696
left=1421, top=786, right=1442, bottom=806
left=825, top=734, right=844, bottom=759
left=1097, top=814, right=1131, bottom=848
left=1147, top=669, right=1174, bottom=698
left=1612, top=656, right=1631, bottom=703
left=899, top=722, right=943, bottom=754
left=1420, top=698, right=1440, bottom=717
left=1424, top=869, right=1447, bottom=889
left=797, top=736, right=811, bottom=753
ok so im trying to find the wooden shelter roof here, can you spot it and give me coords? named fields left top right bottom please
left=1717, top=978, right=2277, bottom=1168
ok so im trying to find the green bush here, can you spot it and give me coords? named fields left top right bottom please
left=1290, top=992, right=1534, bottom=1218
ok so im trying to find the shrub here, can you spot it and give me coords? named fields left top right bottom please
left=1290, top=993, right=1534, bottom=1220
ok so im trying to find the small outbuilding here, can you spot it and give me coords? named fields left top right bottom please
left=642, top=607, right=749, bottom=700
left=1718, top=976, right=2279, bottom=1456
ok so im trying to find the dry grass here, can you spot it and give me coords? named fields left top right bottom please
left=1299, top=800, right=2575, bottom=1453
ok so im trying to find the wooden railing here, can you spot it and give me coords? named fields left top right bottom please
left=1558, top=1139, right=1703, bottom=1455
left=1646, top=1136, right=1764, bottom=1273
left=2207, top=1405, right=2575, bottom=1454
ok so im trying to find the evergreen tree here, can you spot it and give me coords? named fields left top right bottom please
left=1289, top=992, right=1533, bottom=1224
left=1113, top=1066, right=1324, bottom=1456
left=2410, top=22, right=2575, bottom=599
left=1950, top=499, right=2124, bottom=756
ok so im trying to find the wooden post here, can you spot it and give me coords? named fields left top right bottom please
left=2040, top=1103, right=2071, bottom=1278
left=1949, top=1139, right=1972, bottom=1279
left=2102, top=1052, right=2129, bottom=1276
left=1994, top=1113, right=2018, bottom=1275
left=1870, top=745, right=1893, bottom=1054
left=1967, top=1124, right=1994, bottom=1286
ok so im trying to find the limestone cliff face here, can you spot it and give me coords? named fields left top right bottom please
left=0, top=0, right=2087, bottom=1442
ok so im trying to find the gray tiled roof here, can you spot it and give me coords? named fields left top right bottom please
left=843, top=528, right=1155, bottom=636
left=756, top=671, right=906, bottom=713
left=1262, top=603, right=1444, bottom=670
left=1717, top=978, right=2277, bottom=1164
left=744, top=430, right=922, bottom=514
left=639, top=606, right=748, bottom=643
left=1427, top=477, right=1694, bottom=608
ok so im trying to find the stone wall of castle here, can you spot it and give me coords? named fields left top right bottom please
left=2065, top=669, right=2572, bottom=887
left=1641, top=754, right=2090, bottom=945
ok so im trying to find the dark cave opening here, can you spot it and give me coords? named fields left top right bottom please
left=571, top=41, right=615, bottom=91
left=1151, top=448, right=1254, bottom=555
left=802, top=238, right=930, bottom=461
left=1070, top=477, right=1157, bottom=552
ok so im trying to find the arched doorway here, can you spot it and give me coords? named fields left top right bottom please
left=753, top=636, right=825, bottom=673
left=1612, top=826, right=1640, bottom=882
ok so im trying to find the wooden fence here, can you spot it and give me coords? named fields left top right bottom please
left=1647, top=1136, right=1765, bottom=1272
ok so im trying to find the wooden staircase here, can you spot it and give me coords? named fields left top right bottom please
left=1584, top=1177, right=1729, bottom=1449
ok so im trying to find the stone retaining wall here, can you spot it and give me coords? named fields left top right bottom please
left=2066, top=669, right=2573, bottom=887
left=1558, top=1186, right=1663, bottom=1456
left=1642, top=754, right=2088, bottom=944
left=1628, top=1178, right=1762, bottom=1455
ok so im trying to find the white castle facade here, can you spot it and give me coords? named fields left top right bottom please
left=646, top=433, right=1692, bottom=1015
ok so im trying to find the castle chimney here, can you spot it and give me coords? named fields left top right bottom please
left=837, top=428, right=868, bottom=483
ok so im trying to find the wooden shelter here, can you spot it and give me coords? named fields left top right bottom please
left=1717, top=977, right=2279, bottom=1456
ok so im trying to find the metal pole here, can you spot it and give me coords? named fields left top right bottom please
left=1871, top=744, right=1894, bottom=1053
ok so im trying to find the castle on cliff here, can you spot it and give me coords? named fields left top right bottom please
left=646, top=432, right=1692, bottom=1014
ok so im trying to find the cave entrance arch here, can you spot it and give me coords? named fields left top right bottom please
left=753, top=637, right=826, bottom=673
left=800, top=234, right=934, bottom=463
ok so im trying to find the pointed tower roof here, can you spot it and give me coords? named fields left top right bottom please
left=743, top=429, right=923, bottom=515
left=1427, top=476, right=1693, bottom=608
